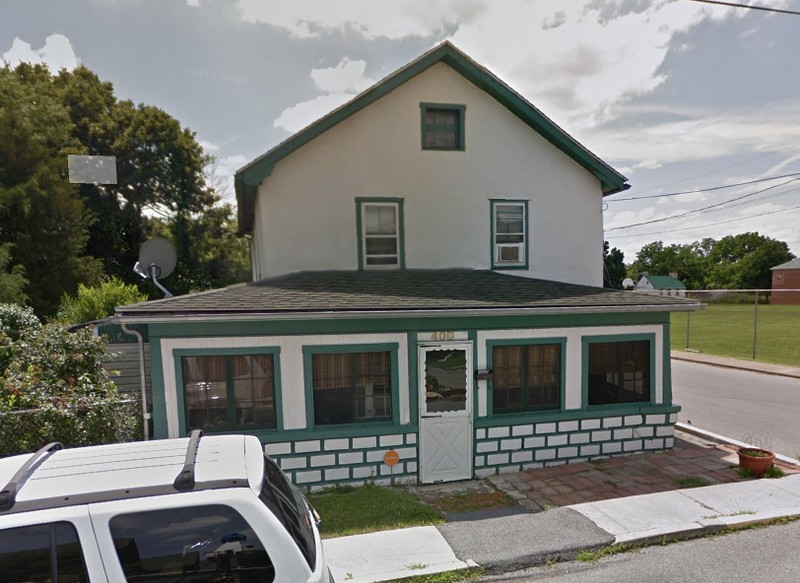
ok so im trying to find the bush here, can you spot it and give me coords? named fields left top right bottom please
left=0, top=304, right=41, bottom=373
left=57, top=277, right=148, bottom=325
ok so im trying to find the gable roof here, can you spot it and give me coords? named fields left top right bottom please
left=234, top=41, right=629, bottom=235
left=640, top=275, right=686, bottom=290
left=116, top=270, right=698, bottom=321
left=771, top=257, right=800, bottom=270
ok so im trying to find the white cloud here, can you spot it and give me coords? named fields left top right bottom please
left=274, top=92, right=353, bottom=133
left=235, top=0, right=486, bottom=39
left=311, top=58, right=375, bottom=93
left=2, top=33, right=79, bottom=70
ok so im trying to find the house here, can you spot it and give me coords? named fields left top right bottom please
left=635, top=274, right=686, bottom=297
left=771, top=258, right=800, bottom=305
left=115, top=42, right=699, bottom=488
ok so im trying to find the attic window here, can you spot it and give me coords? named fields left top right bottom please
left=421, top=103, right=465, bottom=150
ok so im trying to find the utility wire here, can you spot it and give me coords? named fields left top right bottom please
left=605, top=177, right=800, bottom=231
left=607, top=171, right=800, bottom=201
left=606, top=202, right=800, bottom=239
left=687, top=0, right=800, bottom=16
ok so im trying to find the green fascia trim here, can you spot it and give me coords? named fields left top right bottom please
left=145, top=310, right=670, bottom=339
left=234, top=42, right=628, bottom=235
left=662, top=322, right=673, bottom=404
left=301, top=342, right=401, bottom=431
left=580, top=333, right=657, bottom=410
left=419, top=102, right=466, bottom=151
left=355, top=198, right=405, bottom=270
left=173, top=346, right=283, bottom=437
left=408, top=332, right=419, bottom=422
left=474, top=404, right=680, bottom=429
left=486, top=337, right=567, bottom=417
left=489, top=199, right=529, bottom=270
left=150, top=338, right=168, bottom=438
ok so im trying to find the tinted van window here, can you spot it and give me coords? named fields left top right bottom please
left=259, top=455, right=316, bottom=570
left=0, top=522, right=88, bottom=583
left=109, top=504, right=274, bottom=583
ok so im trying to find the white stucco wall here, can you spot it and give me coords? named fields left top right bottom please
left=251, top=62, right=605, bottom=286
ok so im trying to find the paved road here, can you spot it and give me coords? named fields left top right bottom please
left=671, top=360, right=800, bottom=457
left=484, top=520, right=800, bottom=582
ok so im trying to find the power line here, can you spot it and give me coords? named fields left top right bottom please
left=605, top=177, right=800, bottom=231
left=606, top=171, right=800, bottom=201
left=606, top=202, right=800, bottom=239
left=687, top=0, right=800, bottom=16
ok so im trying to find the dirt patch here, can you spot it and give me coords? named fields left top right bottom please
left=426, top=490, right=518, bottom=514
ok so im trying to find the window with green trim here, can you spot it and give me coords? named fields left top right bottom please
left=421, top=103, right=465, bottom=150
left=492, top=344, right=561, bottom=413
left=587, top=340, right=651, bottom=405
left=492, top=201, right=527, bottom=267
left=182, top=354, right=277, bottom=431
left=360, top=202, right=400, bottom=268
left=311, top=351, right=392, bottom=425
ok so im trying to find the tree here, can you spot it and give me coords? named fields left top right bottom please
left=705, top=232, right=794, bottom=289
left=57, top=277, right=148, bottom=325
left=603, top=241, right=626, bottom=288
left=0, top=243, right=27, bottom=305
left=0, top=64, right=103, bottom=316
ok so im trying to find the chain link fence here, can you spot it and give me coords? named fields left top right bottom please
left=665, top=288, right=800, bottom=366
left=0, top=398, right=142, bottom=458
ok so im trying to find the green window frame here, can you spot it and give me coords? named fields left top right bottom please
left=582, top=335, right=655, bottom=407
left=420, top=103, right=465, bottom=151
left=487, top=338, right=565, bottom=415
left=356, top=197, right=405, bottom=269
left=490, top=199, right=528, bottom=269
left=303, top=343, right=400, bottom=428
left=176, top=348, right=282, bottom=434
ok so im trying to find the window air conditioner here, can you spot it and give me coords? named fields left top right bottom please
left=496, top=243, right=524, bottom=263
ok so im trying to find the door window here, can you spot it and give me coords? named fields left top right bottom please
left=0, top=522, right=88, bottom=583
left=424, top=348, right=467, bottom=413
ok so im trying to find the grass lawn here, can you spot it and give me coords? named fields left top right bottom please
left=308, top=484, right=444, bottom=539
left=670, top=304, right=800, bottom=367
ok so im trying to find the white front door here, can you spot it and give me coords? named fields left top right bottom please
left=418, top=342, right=473, bottom=483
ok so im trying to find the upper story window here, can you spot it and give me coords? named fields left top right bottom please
left=356, top=198, right=404, bottom=269
left=491, top=200, right=528, bottom=269
left=420, top=103, right=465, bottom=151
left=586, top=338, right=652, bottom=406
left=182, top=352, right=278, bottom=432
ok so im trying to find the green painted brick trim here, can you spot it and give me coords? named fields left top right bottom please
left=489, top=199, right=529, bottom=270
left=172, top=346, right=283, bottom=437
left=473, top=404, right=680, bottom=428
left=662, top=322, right=673, bottom=404
left=301, top=342, right=402, bottom=431
left=419, top=102, right=466, bottom=151
left=355, top=198, right=406, bottom=270
left=485, top=337, right=566, bottom=416
left=580, top=333, right=657, bottom=410
left=235, top=42, right=628, bottom=234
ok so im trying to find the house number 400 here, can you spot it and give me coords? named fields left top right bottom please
left=431, top=331, right=455, bottom=341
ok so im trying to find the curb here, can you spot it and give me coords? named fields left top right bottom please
left=670, top=351, right=800, bottom=379
left=676, top=423, right=800, bottom=468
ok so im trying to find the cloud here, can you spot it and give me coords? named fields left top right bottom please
left=274, top=92, right=353, bottom=133
left=235, top=0, right=486, bottom=39
left=542, top=11, right=567, bottom=30
left=311, top=58, right=375, bottom=93
left=2, top=33, right=80, bottom=70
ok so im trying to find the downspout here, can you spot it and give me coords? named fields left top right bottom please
left=121, top=322, right=150, bottom=440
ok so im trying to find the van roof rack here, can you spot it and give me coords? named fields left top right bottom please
left=173, top=429, right=203, bottom=491
left=0, top=442, right=64, bottom=511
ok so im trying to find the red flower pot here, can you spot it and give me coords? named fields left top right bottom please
left=737, top=447, right=776, bottom=477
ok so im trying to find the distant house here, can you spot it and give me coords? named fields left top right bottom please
left=771, top=258, right=800, bottom=305
left=636, top=274, right=686, bottom=297
left=116, top=42, right=700, bottom=488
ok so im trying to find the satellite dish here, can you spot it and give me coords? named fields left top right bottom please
left=134, top=236, right=177, bottom=297
left=622, top=278, right=635, bottom=290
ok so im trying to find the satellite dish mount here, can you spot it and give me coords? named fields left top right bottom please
left=134, top=237, right=177, bottom=298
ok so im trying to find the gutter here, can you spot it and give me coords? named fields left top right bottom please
left=120, top=322, right=150, bottom=440
left=113, top=301, right=702, bottom=325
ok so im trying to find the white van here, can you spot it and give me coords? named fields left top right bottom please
left=0, top=431, right=330, bottom=582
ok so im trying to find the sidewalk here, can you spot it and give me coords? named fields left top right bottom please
left=325, top=473, right=800, bottom=582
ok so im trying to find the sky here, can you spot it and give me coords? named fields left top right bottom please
left=2, top=0, right=799, bottom=262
